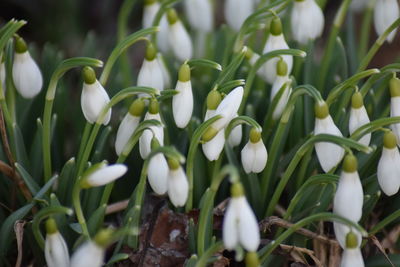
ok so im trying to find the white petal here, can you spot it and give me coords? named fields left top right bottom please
left=249, top=53, right=268, bottom=82
left=291, top=0, right=324, bottom=44
left=241, top=141, right=255, bottom=174
left=262, top=34, right=293, bottom=84
left=143, top=2, right=160, bottom=28
left=271, top=75, right=292, bottom=120
left=168, top=167, right=189, bottom=207
left=341, top=248, right=365, bottom=267
left=115, top=114, right=141, bottom=156
left=45, top=232, right=70, bottom=267
left=168, top=21, right=193, bottom=62
left=173, top=80, right=193, bottom=128
left=377, top=147, right=400, bottom=196
left=225, top=0, right=254, bottom=32
left=86, top=164, right=128, bottom=187
left=237, top=197, right=260, bottom=252
left=139, top=112, right=164, bottom=159
left=390, top=97, right=400, bottom=145
left=148, top=153, right=169, bottom=195
left=12, top=51, right=43, bottom=98
left=349, top=106, right=371, bottom=146
left=157, top=16, right=170, bottom=52
left=222, top=198, right=239, bottom=250
left=333, top=171, right=364, bottom=222
left=157, top=53, right=171, bottom=88
left=374, top=0, right=399, bottom=43
left=184, top=0, right=214, bottom=32
left=252, top=140, right=268, bottom=173
left=81, top=80, right=111, bottom=125
left=314, top=116, right=345, bottom=172
left=70, top=241, right=104, bottom=267
left=137, top=59, right=164, bottom=96
left=333, top=222, right=362, bottom=249
left=213, top=86, right=243, bottom=131
left=202, top=129, right=225, bottom=161
left=228, top=123, right=242, bottom=147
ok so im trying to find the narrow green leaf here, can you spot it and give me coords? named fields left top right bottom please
left=15, top=163, right=40, bottom=196
left=187, top=59, right=222, bottom=71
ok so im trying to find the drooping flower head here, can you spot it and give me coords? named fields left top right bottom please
left=291, top=0, right=324, bottom=45
left=166, top=8, right=193, bottom=62
left=167, top=157, right=189, bottom=207
left=349, top=91, right=371, bottom=146
left=241, top=127, right=268, bottom=174
left=44, top=218, right=69, bottom=267
left=314, top=101, right=345, bottom=172
left=137, top=42, right=164, bottom=96
left=12, top=35, right=43, bottom=98
left=340, top=232, right=365, bottom=267
left=80, top=161, right=128, bottom=189
left=80, top=66, right=111, bottom=125
left=147, top=137, right=169, bottom=195
left=172, top=63, right=193, bottom=128
left=143, top=0, right=170, bottom=52
left=115, top=98, right=145, bottom=156
left=271, top=58, right=292, bottom=120
left=373, top=0, right=399, bottom=43
left=224, top=0, right=254, bottom=32
left=184, top=0, right=214, bottom=33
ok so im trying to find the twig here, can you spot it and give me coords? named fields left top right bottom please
left=105, top=199, right=129, bottom=215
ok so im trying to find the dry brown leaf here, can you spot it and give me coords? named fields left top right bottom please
left=370, top=235, right=395, bottom=267
left=14, top=220, right=26, bottom=267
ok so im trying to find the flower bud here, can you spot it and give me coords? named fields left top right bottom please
left=202, top=110, right=225, bottom=161
left=271, top=60, right=292, bottom=120
left=44, top=218, right=70, bottom=267
left=167, top=158, right=189, bottom=207
left=184, top=0, right=214, bottom=32
left=374, top=0, right=399, bottom=43
left=80, top=162, right=127, bottom=188
left=224, top=0, right=254, bottom=32
left=241, top=128, right=268, bottom=174
left=167, top=8, right=193, bottom=61
left=349, top=92, right=371, bottom=146
left=137, top=43, right=164, bottom=96
left=172, top=63, right=193, bottom=128
left=291, top=0, right=324, bottom=44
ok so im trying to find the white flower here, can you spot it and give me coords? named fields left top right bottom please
left=374, top=0, right=399, bottom=43
left=70, top=241, right=104, bottom=267
left=341, top=248, right=365, bottom=267
left=333, top=156, right=364, bottom=223
left=377, top=131, right=400, bottom=196
left=225, top=0, right=254, bottom=32
left=172, top=64, right=193, bottom=128
left=45, top=228, right=69, bottom=267
left=202, top=109, right=226, bottom=161
left=81, top=163, right=128, bottom=188
left=333, top=222, right=362, bottom=249
left=167, top=161, right=189, bottom=207
left=228, top=114, right=242, bottom=147
left=137, top=44, right=164, bottom=96
left=248, top=50, right=269, bottom=82
left=143, top=0, right=160, bottom=28
left=212, top=86, right=244, bottom=132
left=184, top=0, right=213, bottom=32
left=314, top=102, right=345, bottom=173
left=81, top=67, right=111, bottom=125
left=167, top=9, right=193, bottom=61
left=0, top=61, right=6, bottom=92
left=148, top=153, right=169, bottom=195
left=263, top=18, right=293, bottom=84
left=157, top=53, right=171, bottom=88
left=241, top=128, right=268, bottom=174
left=115, top=99, right=144, bottom=156
left=139, top=105, right=164, bottom=159
left=142, top=0, right=170, bottom=52
left=291, top=0, right=324, bottom=45
left=223, top=183, right=260, bottom=252
left=349, top=92, right=371, bottom=147
left=271, top=72, right=292, bottom=120
left=12, top=37, right=43, bottom=98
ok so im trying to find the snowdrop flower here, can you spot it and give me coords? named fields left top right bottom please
left=70, top=229, right=113, bottom=267
left=377, top=130, right=400, bottom=196
left=173, top=63, right=193, bottom=128
left=241, top=127, right=268, bottom=174
left=80, top=162, right=128, bottom=188
left=12, top=36, right=43, bottom=98
left=184, top=0, right=213, bottom=32
left=44, top=218, right=69, bottom=267
left=167, top=8, right=193, bottom=62
left=143, top=0, right=170, bottom=52
left=139, top=99, right=164, bottom=159
left=227, top=114, right=242, bottom=147
left=147, top=137, right=169, bottom=195
left=263, top=17, right=293, bottom=84
left=115, top=99, right=145, bottom=156
left=81, top=66, right=111, bottom=125
left=334, top=222, right=362, bottom=250
left=137, top=43, right=164, bottom=96
left=202, top=91, right=225, bottom=161
left=167, top=157, right=189, bottom=207
left=333, top=154, right=364, bottom=223
left=245, top=48, right=269, bottom=82
left=374, top=0, right=399, bottom=43
left=390, top=77, right=400, bottom=144
left=202, top=86, right=244, bottom=142
left=271, top=58, right=292, bottom=120
left=314, top=101, right=345, bottom=172
left=291, top=0, right=324, bottom=45
left=349, top=92, right=371, bottom=146
left=225, top=0, right=254, bottom=32
left=157, top=53, right=171, bottom=88
left=340, top=232, right=365, bottom=267
left=223, top=182, right=260, bottom=252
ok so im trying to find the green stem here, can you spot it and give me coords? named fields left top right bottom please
left=76, top=122, right=93, bottom=167
left=369, top=209, right=400, bottom=235
left=358, top=0, right=375, bottom=59
left=72, top=182, right=90, bottom=238
left=317, top=0, right=352, bottom=92
left=195, top=241, right=224, bottom=267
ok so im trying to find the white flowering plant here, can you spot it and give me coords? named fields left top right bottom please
left=1, top=0, right=400, bottom=266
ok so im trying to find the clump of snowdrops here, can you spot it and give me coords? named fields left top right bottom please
left=1, top=0, right=400, bottom=266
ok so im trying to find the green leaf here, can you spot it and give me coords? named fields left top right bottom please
left=87, top=204, right=107, bottom=236
left=57, top=157, right=76, bottom=205
left=15, top=163, right=40, bottom=196
left=13, top=123, right=30, bottom=170
left=187, top=59, right=222, bottom=71
left=107, top=253, right=129, bottom=265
